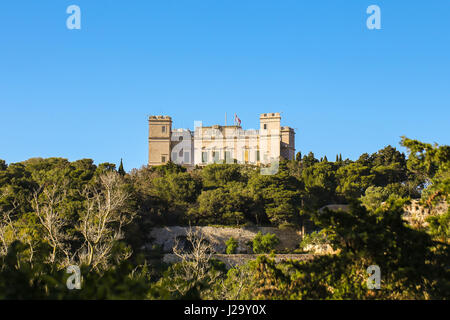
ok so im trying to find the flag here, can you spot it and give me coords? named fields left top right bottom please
left=234, top=113, right=241, bottom=126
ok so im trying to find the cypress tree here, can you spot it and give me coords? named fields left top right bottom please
left=323, top=155, right=328, bottom=162
left=118, top=158, right=125, bottom=176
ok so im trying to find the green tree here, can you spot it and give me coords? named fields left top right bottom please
left=0, top=160, right=6, bottom=171
left=302, top=161, right=337, bottom=207
left=200, top=164, right=244, bottom=188
left=118, top=158, right=126, bottom=176
left=336, top=162, right=375, bottom=200
left=225, top=237, right=239, bottom=254
left=252, top=232, right=280, bottom=254
left=248, top=165, right=303, bottom=226
left=302, top=152, right=319, bottom=168
left=360, top=186, right=391, bottom=211
left=189, top=182, right=248, bottom=225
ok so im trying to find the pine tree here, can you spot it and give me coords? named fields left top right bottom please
left=336, top=154, right=339, bottom=162
left=323, top=155, right=328, bottom=162
left=339, top=154, right=343, bottom=162
left=118, top=158, right=125, bottom=176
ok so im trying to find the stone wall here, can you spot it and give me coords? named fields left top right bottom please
left=148, top=226, right=303, bottom=254
left=163, top=253, right=315, bottom=267
left=402, top=200, right=448, bottom=228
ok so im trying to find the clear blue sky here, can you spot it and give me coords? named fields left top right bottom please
left=1, top=1, right=449, bottom=171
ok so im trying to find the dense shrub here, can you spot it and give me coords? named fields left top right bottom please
left=252, top=232, right=280, bottom=254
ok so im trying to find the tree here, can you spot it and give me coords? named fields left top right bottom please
left=158, top=227, right=222, bottom=299
left=152, top=172, right=201, bottom=206
left=252, top=232, right=279, bottom=254
left=200, top=164, right=243, bottom=188
left=336, top=162, right=375, bottom=200
left=118, top=159, right=125, bottom=176
left=31, top=181, right=72, bottom=265
left=0, top=241, right=153, bottom=299
left=228, top=200, right=450, bottom=300
left=295, top=152, right=302, bottom=162
left=302, top=152, right=319, bottom=168
left=248, top=167, right=303, bottom=226
left=360, top=186, right=390, bottom=211
left=190, top=183, right=248, bottom=225
left=77, top=171, right=134, bottom=270
left=401, top=136, right=450, bottom=195
left=302, top=161, right=337, bottom=207
left=0, top=160, right=6, bottom=171
left=401, top=137, right=449, bottom=242
left=225, top=237, right=238, bottom=254
left=0, top=192, right=19, bottom=257
left=369, top=146, right=408, bottom=187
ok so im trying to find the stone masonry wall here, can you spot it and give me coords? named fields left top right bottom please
left=148, top=226, right=303, bottom=254
left=163, top=253, right=315, bottom=267
left=402, top=199, right=448, bottom=228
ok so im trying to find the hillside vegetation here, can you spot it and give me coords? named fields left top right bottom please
left=0, top=136, right=448, bottom=299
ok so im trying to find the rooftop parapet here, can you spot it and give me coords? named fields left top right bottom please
left=149, top=115, right=172, bottom=120
left=260, top=112, right=281, bottom=119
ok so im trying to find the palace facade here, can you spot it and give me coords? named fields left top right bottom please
left=148, top=113, right=295, bottom=167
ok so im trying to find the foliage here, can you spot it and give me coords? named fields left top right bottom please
left=225, top=237, right=238, bottom=254
left=252, top=232, right=280, bottom=254
left=0, top=136, right=448, bottom=299
left=299, top=230, right=329, bottom=252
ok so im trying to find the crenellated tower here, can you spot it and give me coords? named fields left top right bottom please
left=148, top=115, right=172, bottom=165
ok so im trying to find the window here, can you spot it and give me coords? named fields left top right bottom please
left=213, top=151, right=220, bottom=163
left=202, top=152, right=208, bottom=163
left=161, top=156, right=166, bottom=163
left=256, top=150, right=260, bottom=161
left=224, top=151, right=231, bottom=163
left=263, top=124, right=267, bottom=130
left=162, top=126, right=166, bottom=133
left=184, top=152, right=190, bottom=163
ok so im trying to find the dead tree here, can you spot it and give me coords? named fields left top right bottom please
left=32, top=181, right=72, bottom=265
left=0, top=193, right=18, bottom=257
left=169, top=227, right=221, bottom=297
left=77, top=171, right=134, bottom=270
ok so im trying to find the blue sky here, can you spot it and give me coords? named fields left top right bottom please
left=1, top=1, right=449, bottom=171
